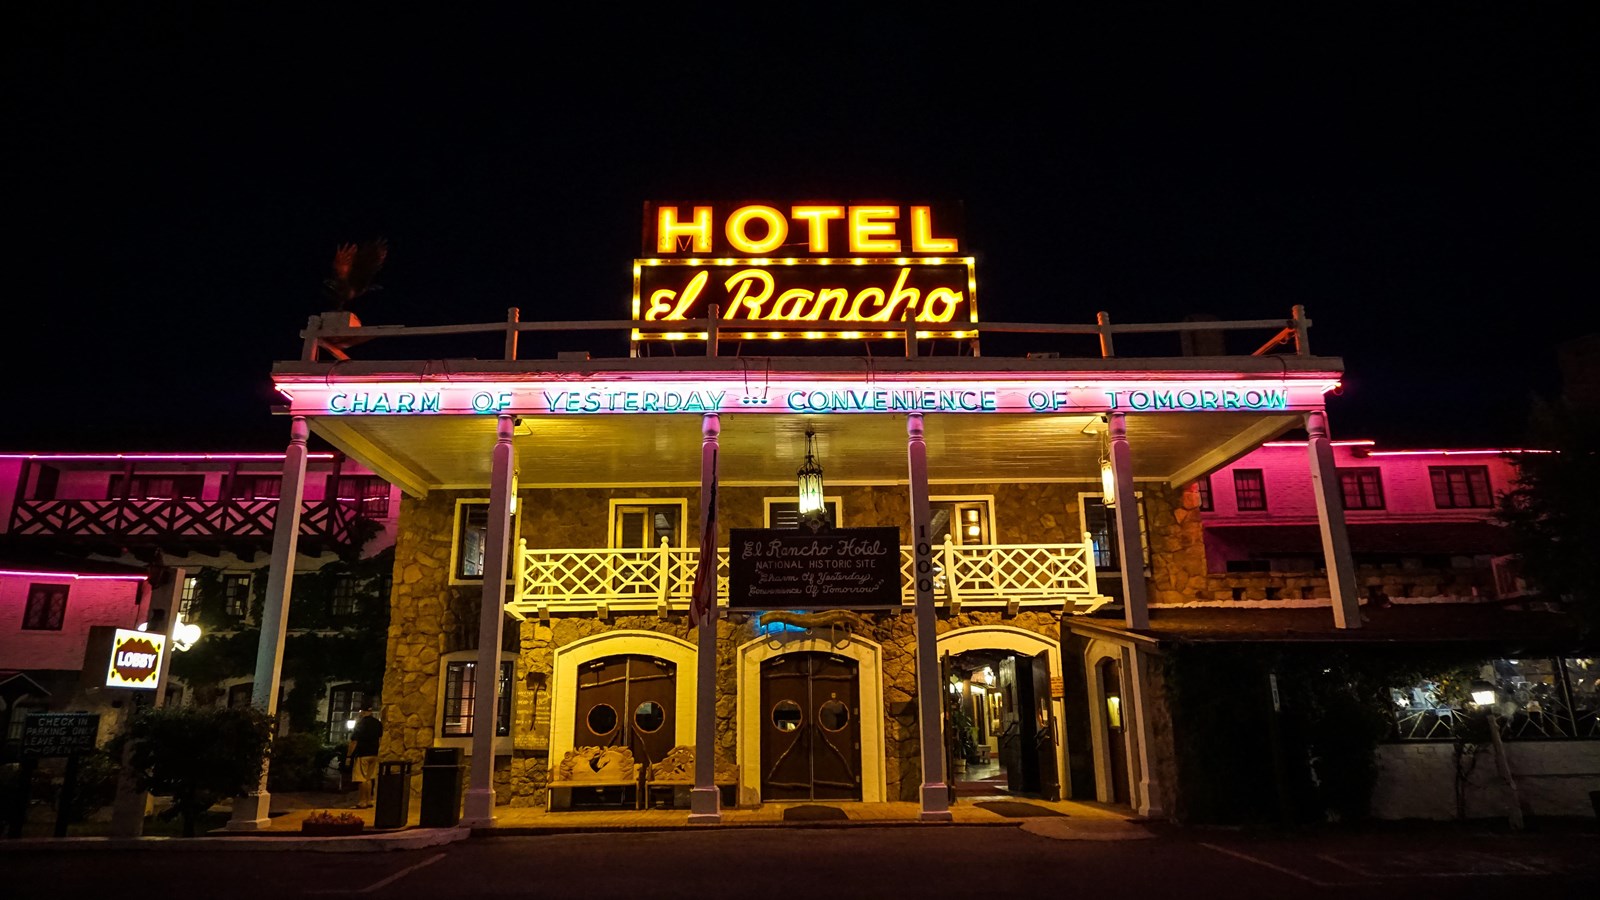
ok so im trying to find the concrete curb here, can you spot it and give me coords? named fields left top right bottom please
left=477, top=819, right=1026, bottom=837
left=0, top=827, right=470, bottom=853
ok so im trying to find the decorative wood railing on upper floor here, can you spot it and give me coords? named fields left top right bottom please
left=7, top=497, right=374, bottom=547
left=506, top=536, right=1104, bottom=619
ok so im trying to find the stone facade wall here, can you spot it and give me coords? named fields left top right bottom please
left=379, top=479, right=1137, bottom=807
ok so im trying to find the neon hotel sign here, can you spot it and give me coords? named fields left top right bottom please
left=288, top=378, right=1334, bottom=418
left=632, top=202, right=978, bottom=341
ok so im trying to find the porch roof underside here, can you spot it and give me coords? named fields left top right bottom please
left=274, top=355, right=1341, bottom=495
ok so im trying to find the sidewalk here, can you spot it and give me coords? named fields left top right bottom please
left=0, top=793, right=1152, bottom=851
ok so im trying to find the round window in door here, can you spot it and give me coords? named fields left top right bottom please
left=574, top=654, right=679, bottom=769
left=772, top=699, right=803, bottom=732
left=818, top=699, right=850, bottom=732
left=634, top=700, right=665, bottom=733
left=586, top=703, right=618, bottom=737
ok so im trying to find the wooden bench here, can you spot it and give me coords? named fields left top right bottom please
left=645, top=745, right=739, bottom=809
left=547, top=746, right=643, bottom=811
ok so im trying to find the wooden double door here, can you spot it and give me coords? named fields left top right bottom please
left=574, top=654, right=677, bottom=771
left=760, top=652, right=862, bottom=801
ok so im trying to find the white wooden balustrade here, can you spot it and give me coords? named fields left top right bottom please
left=506, top=535, right=1103, bottom=619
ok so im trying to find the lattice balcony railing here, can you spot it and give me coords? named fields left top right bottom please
left=8, top=497, right=371, bottom=546
left=509, top=535, right=1101, bottom=618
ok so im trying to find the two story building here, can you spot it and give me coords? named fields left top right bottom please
left=0, top=451, right=398, bottom=751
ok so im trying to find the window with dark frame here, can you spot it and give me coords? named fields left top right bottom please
left=1194, top=475, right=1213, bottom=512
left=230, top=475, right=281, bottom=501
left=440, top=660, right=513, bottom=737
left=1430, top=466, right=1493, bottom=509
left=455, top=502, right=517, bottom=581
left=22, top=584, right=69, bottom=630
left=179, top=575, right=199, bottom=619
left=1233, top=469, right=1267, bottom=511
left=331, top=575, right=359, bottom=617
left=327, top=685, right=366, bottom=742
left=223, top=573, right=252, bottom=617
left=1339, top=468, right=1386, bottom=510
left=337, top=476, right=390, bottom=517
left=108, top=474, right=205, bottom=500
left=766, top=499, right=841, bottom=530
left=227, top=682, right=254, bottom=709
left=1082, top=497, right=1151, bottom=571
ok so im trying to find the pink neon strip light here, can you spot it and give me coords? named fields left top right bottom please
left=0, top=453, right=337, bottom=461
left=1365, top=449, right=1553, bottom=457
left=0, top=569, right=148, bottom=582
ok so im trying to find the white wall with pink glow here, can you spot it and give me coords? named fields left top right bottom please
left=0, top=575, right=143, bottom=671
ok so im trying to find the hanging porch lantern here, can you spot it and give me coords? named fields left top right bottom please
left=797, top=430, right=826, bottom=517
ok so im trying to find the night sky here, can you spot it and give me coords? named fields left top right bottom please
left=7, top=7, right=1594, bottom=453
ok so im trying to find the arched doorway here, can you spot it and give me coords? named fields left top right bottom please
left=574, top=654, right=678, bottom=771
left=551, top=630, right=698, bottom=765
left=759, top=652, right=862, bottom=801
left=1096, top=657, right=1132, bottom=806
left=938, top=625, right=1064, bottom=801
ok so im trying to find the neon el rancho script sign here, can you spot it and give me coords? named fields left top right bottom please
left=633, top=202, right=977, bottom=342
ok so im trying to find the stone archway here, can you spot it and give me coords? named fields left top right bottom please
left=1083, top=638, right=1137, bottom=806
left=737, top=631, right=885, bottom=805
left=550, top=630, right=697, bottom=761
left=938, top=624, right=1067, bottom=798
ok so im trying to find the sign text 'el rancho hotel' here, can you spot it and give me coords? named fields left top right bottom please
left=633, top=202, right=977, bottom=341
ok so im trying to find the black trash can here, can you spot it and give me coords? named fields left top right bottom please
left=373, top=760, right=412, bottom=830
left=420, top=747, right=464, bottom=828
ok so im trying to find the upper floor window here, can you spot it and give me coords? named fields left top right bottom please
left=1233, top=469, right=1267, bottom=511
left=766, top=498, right=842, bottom=530
left=178, top=575, right=199, bottom=619
left=1194, top=475, right=1214, bottom=512
left=1081, top=496, right=1150, bottom=571
left=452, top=500, right=519, bottom=582
left=109, top=474, right=204, bottom=500
left=223, top=573, right=252, bottom=617
left=22, top=584, right=69, bottom=630
left=337, top=476, right=391, bottom=517
left=230, top=475, right=281, bottom=501
left=610, top=502, right=684, bottom=549
left=1430, top=466, right=1493, bottom=509
left=930, top=498, right=992, bottom=545
left=440, top=659, right=513, bottom=738
left=1339, top=468, right=1386, bottom=510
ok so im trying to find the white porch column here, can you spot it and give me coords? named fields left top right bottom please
left=1306, top=410, right=1361, bottom=629
left=228, top=417, right=311, bottom=831
left=461, top=414, right=517, bottom=827
left=689, top=413, right=722, bottom=823
left=1107, top=413, right=1149, bottom=630
left=1124, top=646, right=1166, bottom=818
left=907, top=413, right=952, bottom=821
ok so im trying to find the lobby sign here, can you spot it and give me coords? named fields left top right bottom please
left=286, top=376, right=1335, bottom=417
left=727, top=527, right=902, bottom=610
left=634, top=202, right=977, bottom=341
left=105, top=628, right=165, bottom=690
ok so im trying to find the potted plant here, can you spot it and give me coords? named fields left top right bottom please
left=302, top=809, right=365, bottom=836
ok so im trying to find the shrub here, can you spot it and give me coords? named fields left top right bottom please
left=116, top=705, right=274, bottom=836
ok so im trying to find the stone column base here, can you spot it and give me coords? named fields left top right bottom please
left=459, top=787, right=498, bottom=829
left=687, top=786, right=722, bottom=824
left=227, top=790, right=273, bottom=831
left=919, top=784, right=953, bottom=822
